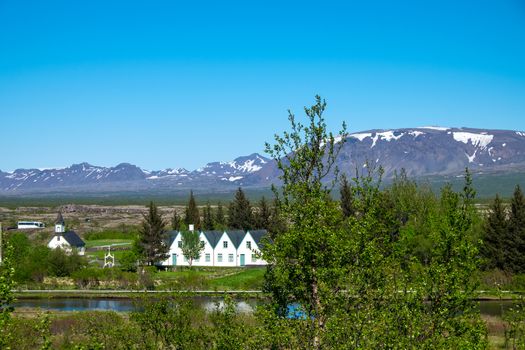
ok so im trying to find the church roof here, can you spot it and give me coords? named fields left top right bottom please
left=62, top=231, right=85, bottom=247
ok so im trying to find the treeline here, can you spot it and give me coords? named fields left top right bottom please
left=171, top=188, right=284, bottom=233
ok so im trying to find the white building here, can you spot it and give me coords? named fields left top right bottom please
left=162, top=229, right=269, bottom=267
left=47, top=213, right=86, bottom=255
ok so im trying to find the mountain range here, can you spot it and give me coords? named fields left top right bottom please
left=2, top=127, right=525, bottom=196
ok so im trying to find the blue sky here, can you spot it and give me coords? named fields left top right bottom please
left=1, top=0, right=524, bottom=171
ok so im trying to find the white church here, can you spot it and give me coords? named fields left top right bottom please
left=47, top=213, right=86, bottom=255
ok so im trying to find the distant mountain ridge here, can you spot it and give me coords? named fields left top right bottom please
left=2, top=127, right=525, bottom=195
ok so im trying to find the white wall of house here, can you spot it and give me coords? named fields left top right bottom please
left=214, top=232, right=238, bottom=267
left=162, top=231, right=267, bottom=267
left=239, top=232, right=266, bottom=266
left=47, top=235, right=85, bottom=256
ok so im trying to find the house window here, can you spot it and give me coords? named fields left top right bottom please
left=178, top=241, right=182, bottom=248
left=223, top=241, right=228, bottom=248
left=228, top=254, right=234, bottom=262
left=246, top=241, right=251, bottom=249
left=205, top=253, right=211, bottom=262
left=200, top=240, right=205, bottom=248
left=252, top=254, right=257, bottom=262
left=218, top=254, right=223, bottom=262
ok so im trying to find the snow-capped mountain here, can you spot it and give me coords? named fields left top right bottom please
left=1, top=127, right=525, bottom=194
left=0, top=154, right=275, bottom=193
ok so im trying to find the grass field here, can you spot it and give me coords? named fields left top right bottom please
left=84, top=239, right=133, bottom=248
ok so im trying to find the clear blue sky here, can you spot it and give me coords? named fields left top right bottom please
left=1, top=0, right=524, bottom=171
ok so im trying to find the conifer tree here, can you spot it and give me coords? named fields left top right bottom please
left=339, top=173, right=355, bottom=218
left=254, top=196, right=271, bottom=229
left=184, top=190, right=200, bottom=229
left=215, top=201, right=226, bottom=229
left=202, top=201, right=214, bottom=230
left=508, top=185, right=525, bottom=273
left=171, top=209, right=182, bottom=231
left=267, top=196, right=287, bottom=239
left=482, top=194, right=507, bottom=270
left=228, top=187, right=254, bottom=230
left=137, top=201, right=169, bottom=266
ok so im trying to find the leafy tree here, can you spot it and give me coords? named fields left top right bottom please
left=119, top=251, right=138, bottom=272
left=184, top=191, right=200, bottom=229
left=255, top=196, right=271, bottom=229
left=267, top=196, right=287, bottom=239
left=180, top=230, right=204, bottom=269
left=0, top=243, right=15, bottom=348
left=482, top=194, right=507, bottom=270
left=228, top=187, right=254, bottom=230
left=137, top=201, right=169, bottom=266
left=171, top=209, right=182, bottom=231
left=263, top=95, right=347, bottom=348
left=339, top=173, right=355, bottom=218
left=202, top=201, right=214, bottom=230
left=215, top=201, right=226, bottom=230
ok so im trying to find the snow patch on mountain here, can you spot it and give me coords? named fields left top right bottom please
left=452, top=132, right=493, bottom=149
left=418, top=126, right=450, bottom=131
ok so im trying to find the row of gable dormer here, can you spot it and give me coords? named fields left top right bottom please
left=162, top=230, right=268, bottom=267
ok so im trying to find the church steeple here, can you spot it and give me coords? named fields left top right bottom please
left=55, top=212, right=65, bottom=233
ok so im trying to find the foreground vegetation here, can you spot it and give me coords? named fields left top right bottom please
left=3, top=96, right=525, bottom=349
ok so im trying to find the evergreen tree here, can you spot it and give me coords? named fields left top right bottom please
left=228, top=187, right=254, bottom=230
left=339, top=173, right=355, bottom=218
left=202, top=201, right=214, bottom=230
left=215, top=201, right=226, bottom=230
left=184, top=190, right=200, bottom=229
left=482, top=194, right=507, bottom=270
left=137, top=201, right=169, bottom=266
left=254, top=196, right=271, bottom=229
left=267, top=196, right=287, bottom=239
left=171, top=209, right=182, bottom=231
left=508, top=185, right=525, bottom=273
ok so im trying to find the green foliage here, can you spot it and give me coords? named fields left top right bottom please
left=131, top=295, right=208, bottom=349
left=254, top=196, right=271, bottom=230
left=137, top=201, right=168, bottom=266
left=184, top=190, right=201, bottom=229
left=483, top=194, right=507, bottom=270
left=180, top=230, right=204, bottom=268
left=228, top=187, right=254, bottom=230
left=47, top=248, right=86, bottom=277
left=171, top=209, right=183, bottom=231
left=215, top=201, right=226, bottom=230
left=339, top=173, right=355, bottom=218
left=84, top=225, right=138, bottom=240
left=0, top=243, right=15, bottom=349
left=504, top=296, right=525, bottom=349
left=202, top=201, right=215, bottom=230
left=119, top=250, right=138, bottom=272
left=262, top=96, right=486, bottom=349
left=508, top=185, right=525, bottom=273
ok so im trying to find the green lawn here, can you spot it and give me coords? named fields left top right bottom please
left=155, top=267, right=266, bottom=290
left=84, top=239, right=133, bottom=248
left=86, top=249, right=130, bottom=260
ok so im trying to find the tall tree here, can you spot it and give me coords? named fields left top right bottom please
left=508, top=185, right=525, bottom=273
left=184, top=190, right=200, bottom=229
left=202, top=201, right=214, bottom=230
left=215, top=201, right=226, bottom=230
left=137, top=201, right=169, bottom=266
left=339, top=173, right=355, bottom=218
left=0, top=243, right=15, bottom=348
left=254, top=196, right=271, bottom=229
left=180, top=230, right=204, bottom=269
left=228, top=188, right=254, bottom=230
left=171, top=209, right=183, bottom=231
left=482, top=194, right=507, bottom=270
